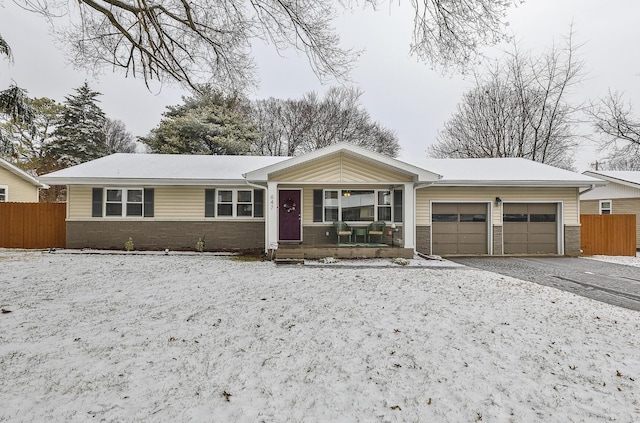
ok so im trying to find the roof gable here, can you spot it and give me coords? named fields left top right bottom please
left=583, top=171, right=640, bottom=190
left=244, top=142, right=441, bottom=182
left=0, top=158, right=49, bottom=189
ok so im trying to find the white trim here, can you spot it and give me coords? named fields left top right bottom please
left=0, top=185, right=7, bottom=202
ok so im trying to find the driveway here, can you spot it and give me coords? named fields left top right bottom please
left=449, top=257, right=640, bottom=312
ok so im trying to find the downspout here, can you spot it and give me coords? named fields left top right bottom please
left=245, top=179, right=269, bottom=254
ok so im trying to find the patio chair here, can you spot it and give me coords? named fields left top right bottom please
left=367, top=221, right=386, bottom=243
left=333, top=221, right=352, bottom=244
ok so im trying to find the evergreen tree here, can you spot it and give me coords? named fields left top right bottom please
left=48, top=82, right=107, bottom=166
left=141, top=86, right=257, bottom=155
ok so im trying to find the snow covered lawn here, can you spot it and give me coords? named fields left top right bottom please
left=1, top=251, right=639, bottom=422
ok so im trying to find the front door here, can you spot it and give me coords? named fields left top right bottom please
left=279, top=189, right=302, bottom=241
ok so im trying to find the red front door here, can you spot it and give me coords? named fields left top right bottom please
left=279, top=190, right=301, bottom=241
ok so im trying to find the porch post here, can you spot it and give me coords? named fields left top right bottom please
left=266, top=182, right=278, bottom=251
left=403, top=182, right=415, bottom=249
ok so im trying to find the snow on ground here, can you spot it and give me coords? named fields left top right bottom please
left=1, top=250, right=639, bottom=422
left=582, top=252, right=640, bottom=268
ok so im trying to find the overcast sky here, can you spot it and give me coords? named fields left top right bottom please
left=1, top=0, right=639, bottom=171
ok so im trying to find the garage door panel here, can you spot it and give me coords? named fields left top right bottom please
left=504, top=203, right=557, bottom=254
left=460, top=223, right=489, bottom=234
left=432, top=223, right=459, bottom=234
left=432, top=203, right=488, bottom=255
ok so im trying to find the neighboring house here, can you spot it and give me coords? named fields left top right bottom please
left=580, top=171, right=640, bottom=249
left=0, top=158, right=49, bottom=202
left=39, top=143, right=603, bottom=256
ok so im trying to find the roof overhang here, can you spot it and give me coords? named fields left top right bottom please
left=431, top=180, right=608, bottom=188
left=583, top=171, right=640, bottom=190
left=38, top=177, right=248, bottom=186
left=0, top=158, right=49, bottom=189
left=244, top=142, right=442, bottom=183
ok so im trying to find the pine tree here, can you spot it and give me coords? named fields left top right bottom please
left=48, top=82, right=107, bottom=166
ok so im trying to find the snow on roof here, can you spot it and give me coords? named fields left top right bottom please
left=583, top=170, right=640, bottom=189
left=401, top=157, right=604, bottom=187
left=40, top=152, right=604, bottom=188
left=40, top=153, right=291, bottom=185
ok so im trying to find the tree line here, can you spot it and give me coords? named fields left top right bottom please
left=1, top=0, right=638, bottom=184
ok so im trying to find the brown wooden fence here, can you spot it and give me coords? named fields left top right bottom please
left=580, top=214, right=636, bottom=256
left=0, top=202, right=66, bottom=249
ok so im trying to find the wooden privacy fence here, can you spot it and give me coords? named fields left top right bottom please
left=0, top=202, right=66, bottom=249
left=580, top=214, right=636, bottom=256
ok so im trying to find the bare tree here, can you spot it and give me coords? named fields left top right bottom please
left=587, top=90, right=640, bottom=170
left=104, top=118, right=137, bottom=154
left=430, top=32, right=583, bottom=170
left=11, top=0, right=520, bottom=90
left=249, top=87, right=399, bottom=157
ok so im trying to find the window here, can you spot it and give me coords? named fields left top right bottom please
left=323, top=189, right=394, bottom=222
left=215, top=189, right=255, bottom=218
left=105, top=188, right=144, bottom=217
left=599, top=200, right=612, bottom=215
left=0, top=186, right=6, bottom=202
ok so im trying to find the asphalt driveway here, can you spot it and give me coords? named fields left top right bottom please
left=449, top=257, right=640, bottom=312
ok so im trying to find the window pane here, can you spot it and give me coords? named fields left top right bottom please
left=106, top=189, right=122, bottom=202
left=127, top=203, right=143, bottom=216
left=341, top=190, right=375, bottom=221
left=324, top=190, right=338, bottom=207
left=460, top=214, right=486, bottom=222
left=601, top=201, right=611, bottom=208
left=432, top=213, right=458, bottom=222
left=217, top=204, right=233, bottom=216
left=378, top=206, right=392, bottom=221
left=503, top=213, right=527, bottom=222
left=378, top=191, right=391, bottom=206
left=218, top=190, right=232, bottom=203
left=0, top=188, right=5, bottom=202
left=602, top=210, right=611, bottom=215
left=237, top=204, right=252, bottom=216
left=106, top=203, right=123, bottom=216
left=530, top=214, right=556, bottom=222
left=237, top=190, right=252, bottom=203
left=324, top=208, right=338, bottom=222
left=127, top=189, right=143, bottom=202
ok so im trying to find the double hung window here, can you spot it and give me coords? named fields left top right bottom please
left=599, top=200, right=612, bottom=215
left=105, top=188, right=144, bottom=217
left=216, top=189, right=254, bottom=217
left=0, top=186, right=6, bottom=202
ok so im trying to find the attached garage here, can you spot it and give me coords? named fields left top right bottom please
left=503, top=203, right=558, bottom=254
left=432, top=203, right=488, bottom=255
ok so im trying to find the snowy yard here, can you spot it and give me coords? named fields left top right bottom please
left=1, top=250, right=639, bottom=422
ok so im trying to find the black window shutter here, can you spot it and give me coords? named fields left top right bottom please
left=254, top=189, right=264, bottom=218
left=144, top=188, right=154, bottom=217
left=92, top=188, right=103, bottom=217
left=393, top=190, right=403, bottom=222
left=313, top=189, right=323, bottom=222
left=205, top=189, right=215, bottom=217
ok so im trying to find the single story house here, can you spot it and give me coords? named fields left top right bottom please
left=0, top=158, right=49, bottom=202
left=39, top=143, right=604, bottom=256
left=580, top=170, right=640, bottom=249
